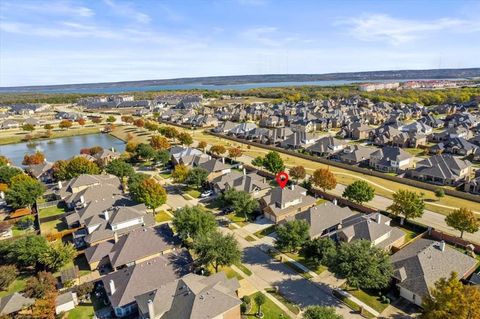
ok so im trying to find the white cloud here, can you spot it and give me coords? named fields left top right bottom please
left=103, top=0, right=151, bottom=24
left=340, top=14, right=480, bottom=45
left=240, top=27, right=301, bottom=47
left=2, top=1, right=94, bottom=18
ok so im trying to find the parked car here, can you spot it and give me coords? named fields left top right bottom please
left=200, top=190, right=214, bottom=198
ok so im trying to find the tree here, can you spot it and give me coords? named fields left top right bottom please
left=133, top=119, right=145, bottom=128
left=422, top=272, right=480, bottom=319
left=312, top=168, right=337, bottom=191
left=0, top=166, right=23, bottom=184
left=106, top=115, right=116, bottom=123
left=302, top=237, right=337, bottom=265
left=223, top=189, right=259, bottom=221
left=172, top=205, right=217, bottom=241
left=121, top=115, right=134, bottom=123
left=5, top=235, right=49, bottom=268
left=31, top=290, right=57, bottom=319
left=303, top=306, right=343, bottom=319
left=0, top=156, right=9, bottom=167
left=106, top=159, right=134, bottom=179
left=25, top=271, right=56, bottom=298
left=198, top=141, right=207, bottom=152
left=342, top=180, right=375, bottom=204
left=145, top=121, right=159, bottom=131
left=387, top=189, right=425, bottom=221
left=22, top=151, right=45, bottom=165
left=22, top=124, right=35, bottom=132
left=60, top=157, right=101, bottom=179
left=434, top=188, right=445, bottom=200
left=132, top=178, right=167, bottom=213
left=254, top=293, right=266, bottom=317
left=331, top=240, right=393, bottom=290
left=150, top=135, right=170, bottom=150
left=178, top=132, right=193, bottom=146
left=210, top=145, right=226, bottom=156
left=125, top=141, right=138, bottom=153
left=290, top=166, right=306, bottom=182
left=75, top=282, right=94, bottom=299
left=262, top=151, right=285, bottom=174
left=43, top=124, right=53, bottom=130
left=275, top=220, right=310, bottom=252
left=228, top=147, right=243, bottom=160
left=6, top=174, right=44, bottom=209
left=251, top=156, right=264, bottom=167
left=91, top=117, right=102, bottom=124
left=127, top=173, right=149, bottom=195
left=40, top=241, right=76, bottom=272
left=172, top=164, right=189, bottom=183
left=445, top=208, right=479, bottom=238
left=59, top=119, right=73, bottom=129
left=153, top=150, right=170, bottom=167
left=193, top=231, right=241, bottom=273
left=160, top=126, right=179, bottom=140
left=88, top=146, right=103, bottom=156
left=77, top=118, right=86, bottom=126
left=136, top=143, right=156, bottom=161
left=186, top=167, right=209, bottom=189
left=0, top=265, right=18, bottom=290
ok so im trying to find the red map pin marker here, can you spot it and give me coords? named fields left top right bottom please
left=275, top=171, right=289, bottom=189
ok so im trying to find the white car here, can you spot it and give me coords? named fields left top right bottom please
left=200, top=190, right=214, bottom=198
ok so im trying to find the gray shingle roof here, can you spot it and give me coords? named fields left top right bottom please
left=412, top=154, right=471, bottom=179
left=0, top=293, right=35, bottom=315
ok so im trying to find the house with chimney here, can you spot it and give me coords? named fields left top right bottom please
left=260, top=185, right=317, bottom=223
left=306, top=136, right=347, bottom=157
left=368, top=146, right=414, bottom=173
left=407, top=154, right=472, bottom=185
left=391, top=239, right=478, bottom=307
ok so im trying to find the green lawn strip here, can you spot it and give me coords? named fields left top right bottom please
left=39, top=205, right=67, bottom=219
left=244, top=235, right=256, bottom=242
left=40, top=218, right=67, bottom=235
left=154, top=210, right=172, bottom=223
left=283, top=261, right=313, bottom=279
left=181, top=194, right=194, bottom=200
left=315, top=198, right=327, bottom=205
left=234, top=263, right=252, bottom=276
left=11, top=225, right=35, bottom=237
left=404, top=148, right=426, bottom=157
left=208, top=266, right=243, bottom=281
left=246, top=292, right=291, bottom=319
left=158, top=172, right=172, bottom=179
left=253, top=225, right=276, bottom=238
left=264, top=288, right=301, bottom=315
left=0, top=275, right=29, bottom=297
left=226, top=212, right=249, bottom=227
left=67, top=303, right=95, bottom=319
left=185, top=188, right=201, bottom=198
left=341, top=284, right=389, bottom=314
left=284, top=252, right=327, bottom=275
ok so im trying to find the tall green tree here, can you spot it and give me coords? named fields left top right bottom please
left=5, top=174, right=44, bottom=209
left=445, top=208, right=479, bottom=238
left=132, top=178, right=167, bottom=213
left=127, top=173, right=149, bottom=196
left=251, top=156, right=264, bottom=167
left=106, top=159, right=134, bottom=179
left=302, top=237, right=337, bottom=265
left=262, top=151, right=285, bottom=174
left=303, top=306, right=343, bottom=319
left=254, top=293, right=267, bottom=317
left=331, top=240, right=392, bottom=290
left=5, top=235, right=49, bottom=268
left=172, top=164, right=189, bottom=183
left=342, top=180, right=375, bottom=204
left=186, top=167, right=209, bottom=189
left=172, top=205, right=217, bottom=241
left=40, top=241, right=76, bottom=272
left=210, top=145, right=226, bottom=156
left=222, top=189, right=259, bottom=221
left=193, top=231, right=241, bottom=273
left=275, top=220, right=310, bottom=252
left=153, top=150, right=170, bottom=167
left=178, top=132, right=193, bottom=146
left=0, top=166, right=23, bottom=185
left=136, top=143, right=157, bottom=161
left=387, top=189, right=425, bottom=221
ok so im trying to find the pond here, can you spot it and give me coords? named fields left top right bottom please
left=0, top=133, right=125, bottom=166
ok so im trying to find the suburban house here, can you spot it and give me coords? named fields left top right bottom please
left=369, top=146, right=414, bottom=173
left=102, top=252, right=192, bottom=317
left=0, top=119, right=20, bottom=129
left=338, top=145, right=377, bottom=165
left=391, top=239, right=478, bottom=307
left=93, top=149, right=121, bottom=166
left=280, top=131, right=318, bottom=149
left=169, top=147, right=206, bottom=166
left=26, top=161, right=54, bottom=183
left=306, top=136, right=347, bottom=157
left=293, top=202, right=357, bottom=238
left=337, top=213, right=406, bottom=250
left=260, top=185, right=317, bottom=223
left=407, top=154, right=472, bottom=185
left=135, top=272, right=242, bottom=319
left=464, top=174, right=480, bottom=194
left=213, top=172, right=271, bottom=198
left=85, top=226, right=177, bottom=270
left=55, top=292, right=78, bottom=315
left=0, top=293, right=35, bottom=316
left=192, top=156, right=231, bottom=181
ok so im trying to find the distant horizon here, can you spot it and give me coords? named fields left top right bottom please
left=1, top=0, right=480, bottom=87
left=0, top=67, right=479, bottom=90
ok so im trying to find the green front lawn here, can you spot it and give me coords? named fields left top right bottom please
left=12, top=225, right=35, bottom=237
left=226, top=212, right=249, bottom=227
left=253, top=225, right=276, bottom=238
left=235, top=263, right=252, bottom=276
left=341, top=284, right=389, bottom=314
left=284, top=252, right=327, bottom=275
left=283, top=261, right=313, bottom=279
left=185, top=188, right=201, bottom=198
left=265, top=288, right=300, bottom=315
left=39, top=205, right=66, bottom=219
left=40, top=218, right=67, bottom=235
left=245, top=292, right=291, bottom=319
left=68, top=303, right=95, bottom=319
left=154, top=210, right=172, bottom=223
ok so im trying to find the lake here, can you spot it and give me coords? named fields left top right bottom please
left=0, top=134, right=125, bottom=166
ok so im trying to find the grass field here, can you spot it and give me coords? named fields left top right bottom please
left=154, top=210, right=172, bottom=223
left=0, top=126, right=102, bottom=145
left=235, top=262, right=252, bottom=276
left=185, top=188, right=201, bottom=198
left=40, top=218, right=67, bottom=235
left=67, top=303, right=95, bottom=319
left=245, top=292, right=291, bottom=319
left=284, top=252, right=328, bottom=275
left=253, top=225, right=276, bottom=238
left=341, top=284, right=390, bottom=314
left=265, top=288, right=301, bottom=315
left=39, top=205, right=67, bottom=219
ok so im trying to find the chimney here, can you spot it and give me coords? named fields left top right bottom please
left=243, top=168, right=246, bottom=175
left=332, top=199, right=337, bottom=206
left=109, top=279, right=116, bottom=295
left=80, top=195, right=85, bottom=204
left=147, top=299, right=155, bottom=318
left=376, top=213, right=381, bottom=224
left=0, top=191, right=4, bottom=199
left=222, top=157, right=225, bottom=164
left=439, top=241, right=445, bottom=252
left=104, top=210, right=110, bottom=221
left=114, top=232, right=118, bottom=243
left=58, top=181, right=63, bottom=189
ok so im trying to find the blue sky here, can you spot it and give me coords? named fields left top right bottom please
left=1, top=0, right=479, bottom=86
